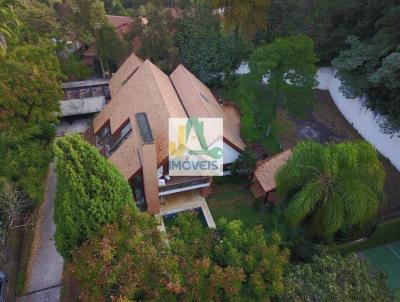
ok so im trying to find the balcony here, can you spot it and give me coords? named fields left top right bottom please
left=158, top=176, right=210, bottom=196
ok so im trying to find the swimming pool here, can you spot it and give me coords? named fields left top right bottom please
left=162, top=207, right=208, bottom=229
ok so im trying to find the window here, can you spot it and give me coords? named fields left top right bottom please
left=95, top=119, right=132, bottom=157
left=109, top=121, right=132, bottom=152
left=95, top=121, right=111, bottom=145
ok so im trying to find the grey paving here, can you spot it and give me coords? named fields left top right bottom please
left=17, top=163, right=63, bottom=302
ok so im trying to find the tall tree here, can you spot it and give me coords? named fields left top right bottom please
left=175, top=5, right=242, bottom=84
left=0, top=44, right=63, bottom=202
left=129, top=2, right=179, bottom=72
left=368, top=52, right=400, bottom=133
left=249, top=35, right=318, bottom=116
left=265, top=0, right=386, bottom=64
left=276, top=141, right=385, bottom=238
left=332, top=2, right=400, bottom=134
left=211, top=0, right=271, bottom=41
left=64, top=0, right=107, bottom=45
left=0, top=0, right=22, bottom=55
left=331, top=36, right=378, bottom=99
left=282, top=253, right=395, bottom=302
left=94, top=23, right=129, bottom=73
left=16, top=0, right=59, bottom=42
left=54, top=134, right=134, bottom=258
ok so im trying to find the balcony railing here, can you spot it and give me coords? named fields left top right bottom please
left=158, top=176, right=210, bottom=195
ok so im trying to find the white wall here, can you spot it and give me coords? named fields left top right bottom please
left=316, top=67, right=400, bottom=171
left=223, top=142, right=240, bottom=164
left=234, top=63, right=400, bottom=171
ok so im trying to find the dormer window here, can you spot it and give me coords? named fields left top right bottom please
left=95, top=119, right=132, bottom=157
left=109, top=120, right=132, bottom=153
left=200, top=92, right=210, bottom=103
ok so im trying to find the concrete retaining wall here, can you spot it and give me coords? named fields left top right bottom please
left=316, top=68, right=400, bottom=171
left=234, top=63, right=400, bottom=171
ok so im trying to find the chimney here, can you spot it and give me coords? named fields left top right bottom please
left=135, top=112, right=160, bottom=214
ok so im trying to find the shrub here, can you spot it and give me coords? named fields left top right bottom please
left=53, top=134, right=134, bottom=258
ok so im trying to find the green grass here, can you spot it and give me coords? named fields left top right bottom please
left=15, top=222, right=36, bottom=295
left=334, top=218, right=400, bottom=254
left=207, top=177, right=290, bottom=239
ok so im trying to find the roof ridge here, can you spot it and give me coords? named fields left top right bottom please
left=257, top=149, right=292, bottom=165
left=145, top=60, right=183, bottom=117
left=176, top=65, right=213, bottom=118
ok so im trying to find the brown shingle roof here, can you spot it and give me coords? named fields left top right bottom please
left=170, top=65, right=245, bottom=151
left=92, top=56, right=247, bottom=180
left=109, top=52, right=143, bottom=96
left=106, top=15, right=133, bottom=35
left=93, top=59, right=187, bottom=178
left=254, top=149, right=292, bottom=193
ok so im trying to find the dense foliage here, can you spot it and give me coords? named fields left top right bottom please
left=129, top=2, right=178, bottom=72
left=175, top=6, right=241, bottom=84
left=250, top=35, right=318, bottom=117
left=277, top=141, right=385, bottom=238
left=64, top=0, right=107, bottom=46
left=70, top=211, right=289, bottom=301
left=282, top=253, right=395, bottom=301
left=211, top=0, right=271, bottom=41
left=266, top=0, right=387, bottom=64
left=54, top=134, right=134, bottom=258
left=0, top=44, right=63, bottom=202
left=332, top=2, right=400, bottom=134
left=0, top=0, right=22, bottom=55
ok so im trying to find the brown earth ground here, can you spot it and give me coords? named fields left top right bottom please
left=278, top=90, right=400, bottom=219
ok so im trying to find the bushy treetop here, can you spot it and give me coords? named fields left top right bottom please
left=54, top=134, right=134, bottom=258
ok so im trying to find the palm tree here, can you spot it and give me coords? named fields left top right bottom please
left=211, top=0, right=271, bottom=41
left=276, top=141, right=385, bottom=238
left=0, top=0, right=21, bottom=55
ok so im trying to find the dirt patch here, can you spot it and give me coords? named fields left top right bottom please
left=279, top=89, right=400, bottom=218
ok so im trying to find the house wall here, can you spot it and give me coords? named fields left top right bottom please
left=223, top=142, right=240, bottom=164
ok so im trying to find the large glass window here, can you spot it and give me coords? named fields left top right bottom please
left=95, top=119, right=132, bottom=157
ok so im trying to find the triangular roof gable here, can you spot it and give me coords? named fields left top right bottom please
left=93, top=59, right=187, bottom=179
left=170, top=65, right=245, bottom=151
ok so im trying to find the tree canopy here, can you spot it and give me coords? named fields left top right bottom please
left=211, top=0, right=271, bottom=41
left=53, top=134, right=134, bottom=258
left=250, top=35, right=318, bottom=116
left=175, top=5, right=241, bottom=84
left=64, top=0, right=107, bottom=45
left=282, top=253, right=395, bottom=302
left=0, top=44, right=63, bottom=203
left=70, top=211, right=289, bottom=301
left=129, top=2, right=179, bottom=72
left=276, top=141, right=385, bottom=238
left=0, top=0, right=22, bottom=55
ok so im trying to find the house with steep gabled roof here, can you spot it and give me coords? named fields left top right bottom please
left=85, top=52, right=245, bottom=217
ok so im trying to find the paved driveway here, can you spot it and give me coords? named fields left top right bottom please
left=17, top=163, right=64, bottom=302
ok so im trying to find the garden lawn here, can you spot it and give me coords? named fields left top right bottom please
left=207, top=177, right=290, bottom=239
